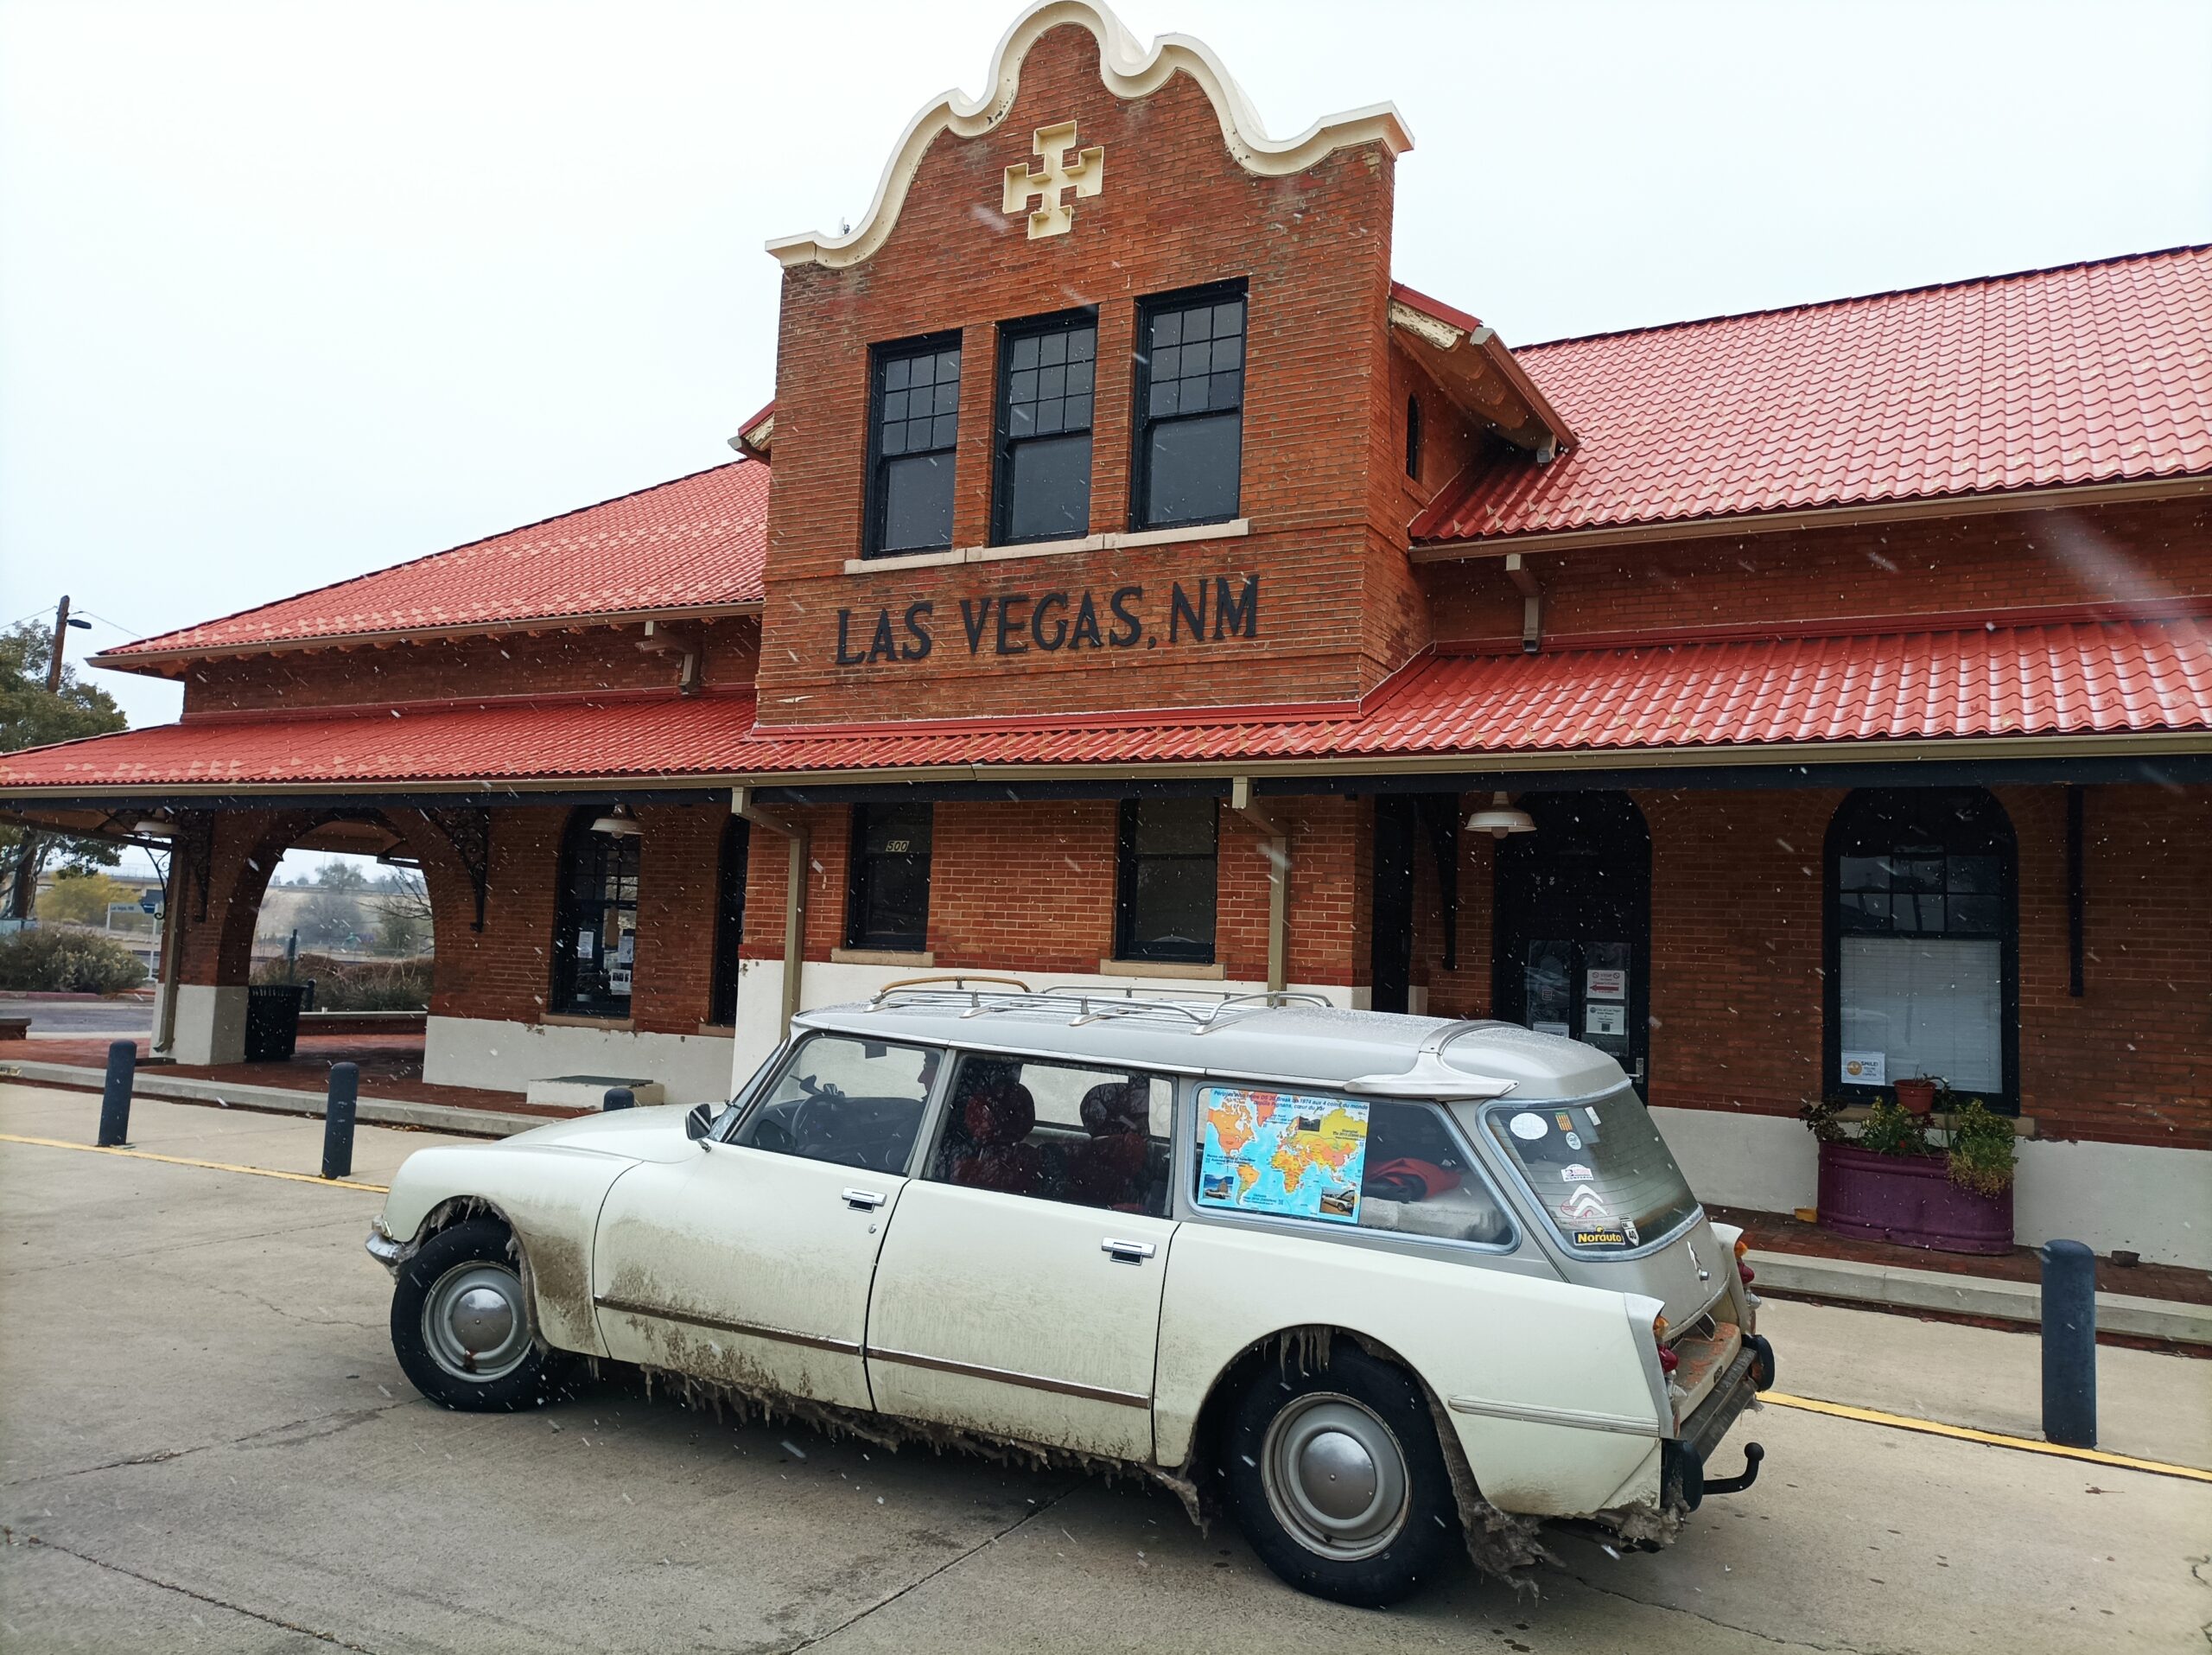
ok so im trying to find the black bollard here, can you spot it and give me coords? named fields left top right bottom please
left=321, top=1061, right=359, bottom=1181
left=97, top=1040, right=136, bottom=1147
left=2039, top=1238, right=2097, bottom=1448
left=603, top=1086, right=635, bottom=1112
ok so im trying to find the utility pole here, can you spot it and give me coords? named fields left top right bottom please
left=46, top=595, right=73, bottom=691
left=8, top=595, right=93, bottom=920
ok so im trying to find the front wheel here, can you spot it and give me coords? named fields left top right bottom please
left=390, top=1219, right=566, bottom=1410
left=1223, top=1342, right=1460, bottom=1606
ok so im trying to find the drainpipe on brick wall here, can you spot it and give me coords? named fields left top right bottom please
left=1229, top=777, right=1289, bottom=995
left=151, top=841, right=188, bottom=1059
left=733, top=788, right=808, bottom=1038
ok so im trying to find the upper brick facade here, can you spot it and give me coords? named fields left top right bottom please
left=752, top=16, right=1415, bottom=724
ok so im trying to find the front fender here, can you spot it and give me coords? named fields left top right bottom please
left=1156, top=1225, right=1665, bottom=1518
left=375, top=1143, right=638, bottom=1358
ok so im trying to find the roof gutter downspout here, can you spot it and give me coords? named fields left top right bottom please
left=734, top=788, right=808, bottom=1040
left=1230, top=777, right=1288, bottom=994
left=151, top=841, right=188, bottom=1060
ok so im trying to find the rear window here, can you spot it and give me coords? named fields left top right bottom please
left=1482, top=1087, right=1698, bottom=1251
left=1193, top=1086, right=1514, bottom=1248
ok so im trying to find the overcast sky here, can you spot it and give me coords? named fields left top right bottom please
left=5, top=0, right=2210, bottom=741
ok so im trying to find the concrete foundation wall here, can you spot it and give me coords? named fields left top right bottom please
left=1654, top=1104, right=2212, bottom=1270
left=729, top=958, right=1366, bottom=1088
left=423, top=1015, right=734, bottom=1105
left=168, top=984, right=247, bottom=1066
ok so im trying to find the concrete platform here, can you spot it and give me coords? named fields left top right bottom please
left=1750, top=1249, right=2212, bottom=1346
left=0, top=1056, right=558, bottom=1139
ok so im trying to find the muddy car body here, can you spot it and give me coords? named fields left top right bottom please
left=369, top=986, right=1773, bottom=1603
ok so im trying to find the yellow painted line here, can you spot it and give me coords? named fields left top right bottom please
left=1762, top=1391, right=2212, bottom=1483
left=0, top=1131, right=389, bottom=1194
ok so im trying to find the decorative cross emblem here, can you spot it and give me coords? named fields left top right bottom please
left=1002, top=120, right=1104, bottom=239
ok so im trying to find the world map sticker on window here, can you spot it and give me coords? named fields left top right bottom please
left=1196, top=1086, right=1370, bottom=1225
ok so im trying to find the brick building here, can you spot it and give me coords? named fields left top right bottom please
left=4, top=1, right=2207, bottom=1263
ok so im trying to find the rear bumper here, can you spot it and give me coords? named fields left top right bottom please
left=1663, top=1334, right=1774, bottom=1511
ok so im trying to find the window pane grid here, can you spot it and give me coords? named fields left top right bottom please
left=1135, top=290, right=1244, bottom=529
left=870, top=341, right=960, bottom=557
left=1116, top=798, right=1217, bottom=963
left=848, top=802, right=933, bottom=952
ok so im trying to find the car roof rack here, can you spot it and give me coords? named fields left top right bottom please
left=858, top=980, right=1332, bottom=1031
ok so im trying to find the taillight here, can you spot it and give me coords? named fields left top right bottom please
left=1738, top=1263, right=1757, bottom=1284
left=1653, top=1313, right=1678, bottom=1374
left=1734, top=1235, right=1755, bottom=1283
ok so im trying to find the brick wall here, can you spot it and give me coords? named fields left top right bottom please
left=753, top=22, right=1408, bottom=724
left=1398, top=783, right=2210, bottom=1152
left=178, top=621, right=759, bottom=716
left=1423, top=496, right=2212, bottom=646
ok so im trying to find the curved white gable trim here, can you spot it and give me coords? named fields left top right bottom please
left=766, top=0, right=1413, bottom=271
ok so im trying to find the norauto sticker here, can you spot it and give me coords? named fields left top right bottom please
left=831, top=576, right=1259, bottom=665
left=1573, top=1227, right=1630, bottom=1249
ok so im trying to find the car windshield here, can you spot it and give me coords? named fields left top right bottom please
left=732, top=1032, right=941, bottom=1173
left=1481, top=1086, right=1699, bottom=1251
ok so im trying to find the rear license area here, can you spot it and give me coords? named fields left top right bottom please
left=1668, top=1319, right=1743, bottom=1426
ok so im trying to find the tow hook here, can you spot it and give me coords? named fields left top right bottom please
left=1703, top=1442, right=1765, bottom=1497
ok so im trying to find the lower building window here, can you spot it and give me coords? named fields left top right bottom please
left=1115, top=797, right=1217, bottom=963
left=846, top=802, right=932, bottom=952
left=709, top=816, right=748, bottom=1026
left=550, top=808, right=639, bottom=1017
left=1827, top=787, right=2017, bottom=1106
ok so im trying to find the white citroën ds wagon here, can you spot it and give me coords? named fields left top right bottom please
left=368, top=985, right=1775, bottom=1604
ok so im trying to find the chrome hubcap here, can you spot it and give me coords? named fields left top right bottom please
left=1261, top=1392, right=1410, bottom=1559
left=422, top=1262, right=531, bottom=1382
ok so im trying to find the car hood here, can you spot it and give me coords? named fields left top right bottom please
left=503, top=1104, right=704, bottom=1164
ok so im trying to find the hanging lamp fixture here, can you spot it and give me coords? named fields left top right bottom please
left=589, top=805, right=642, bottom=838
left=1465, top=791, right=1536, bottom=840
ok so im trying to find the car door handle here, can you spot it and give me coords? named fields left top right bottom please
left=1101, top=1238, right=1155, bottom=1264
left=842, top=1188, right=887, bottom=1211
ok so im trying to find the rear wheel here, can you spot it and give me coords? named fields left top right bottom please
left=391, top=1219, right=566, bottom=1410
left=1223, top=1342, right=1459, bottom=1606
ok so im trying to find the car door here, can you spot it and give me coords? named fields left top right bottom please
left=865, top=1053, right=1178, bottom=1461
left=593, top=1030, right=943, bottom=1412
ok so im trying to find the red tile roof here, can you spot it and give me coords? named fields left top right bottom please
left=14, top=615, right=2202, bottom=792
left=1414, top=245, right=2212, bottom=546
left=0, top=692, right=764, bottom=790
left=99, top=461, right=770, bottom=665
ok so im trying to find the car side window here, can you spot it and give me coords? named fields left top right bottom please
left=925, top=1053, right=1174, bottom=1218
left=733, top=1032, right=939, bottom=1174
left=1192, top=1086, right=1513, bottom=1248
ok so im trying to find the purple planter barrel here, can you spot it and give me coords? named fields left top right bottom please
left=1816, top=1141, right=2013, bottom=1256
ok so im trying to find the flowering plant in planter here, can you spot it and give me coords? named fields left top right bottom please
left=1798, top=1092, right=2015, bottom=1255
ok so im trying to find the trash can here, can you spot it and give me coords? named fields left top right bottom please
left=245, top=983, right=310, bottom=1062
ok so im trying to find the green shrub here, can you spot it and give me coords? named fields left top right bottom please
left=1853, top=1098, right=1936, bottom=1159
left=0, top=927, right=149, bottom=994
left=252, top=952, right=430, bottom=1011
left=1945, top=1098, right=2017, bottom=1196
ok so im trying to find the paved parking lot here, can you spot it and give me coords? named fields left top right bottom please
left=2, top=1081, right=2206, bottom=1654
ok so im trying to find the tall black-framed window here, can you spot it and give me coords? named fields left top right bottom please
left=865, top=334, right=962, bottom=558
left=708, top=815, right=750, bottom=1027
left=994, top=310, right=1096, bottom=544
left=1114, top=797, right=1218, bottom=964
left=550, top=809, right=640, bottom=1018
left=1825, top=787, right=2018, bottom=1110
left=1131, top=285, right=1245, bottom=531
left=1404, top=393, right=1423, bottom=480
left=845, top=802, right=933, bottom=952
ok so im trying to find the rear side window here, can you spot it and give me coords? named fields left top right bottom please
left=734, top=1032, right=940, bottom=1174
left=1483, top=1086, right=1699, bottom=1251
left=1192, top=1085, right=1513, bottom=1248
left=925, top=1053, right=1175, bottom=1218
